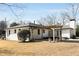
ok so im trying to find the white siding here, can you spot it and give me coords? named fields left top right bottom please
left=70, top=29, right=74, bottom=37
left=43, top=29, right=49, bottom=38
left=6, top=27, right=44, bottom=40
left=69, top=21, right=76, bottom=35
left=6, top=27, right=30, bottom=41
left=70, top=21, right=76, bottom=29
left=30, top=29, right=43, bottom=39
left=62, top=29, right=70, bottom=38
left=6, top=33, right=18, bottom=41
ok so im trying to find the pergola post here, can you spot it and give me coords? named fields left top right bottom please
left=48, top=29, right=52, bottom=43
left=53, top=29, right=55, bottom=43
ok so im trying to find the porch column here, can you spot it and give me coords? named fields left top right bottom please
left=48, top=29, right=52, bottom=43
left=60, top=29, right=62, bottom=41
left=53, top=29, right=55, bottom=43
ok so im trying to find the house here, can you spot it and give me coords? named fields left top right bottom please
left=62, top=19, right=76, bottom=39
left=6, top=23, right=62, bottom=41
left=6, top=19, right=76, bottom=41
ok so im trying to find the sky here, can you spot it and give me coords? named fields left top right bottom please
left=0, top=3, right=77, bottom=24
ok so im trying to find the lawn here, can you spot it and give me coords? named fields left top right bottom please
left=0, top=40, right=79, bottom=56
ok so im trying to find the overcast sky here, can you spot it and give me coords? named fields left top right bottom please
left=0, top=3, right=78, bottom=24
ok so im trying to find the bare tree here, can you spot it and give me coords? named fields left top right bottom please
left=37, top=17, right=47, bottom=25
left=61, top=11, right=71, bottom=25
left=37, top=14, right=57, bottom=25
left=46, top=15, right=56, bottom=25
left=71, top=4, right=79, bottom=19
left=10, top=22, right=20, bottom=27
left=37, top=14, right=57, bottom=43
left=0, top=20, right=7, bottom=30
left=0, top=3, right=24, bottom=19
left=61, top=4, right=79, bottom=25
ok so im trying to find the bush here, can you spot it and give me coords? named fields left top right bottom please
left=17, top=30, right=30, bottom=42
left=71, top=35, right=76, bottom=39
left=10, top=22, right=20, bottom=27
left=76, top=25, right=79, bottom=37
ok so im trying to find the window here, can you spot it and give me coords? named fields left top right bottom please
left=9, top=30, right=10, bottom=35
left=19, top=29, right=21, bottom=31
left=38, top=29, right=40, bottom=35
left=14, top=29, right=16, bottom=33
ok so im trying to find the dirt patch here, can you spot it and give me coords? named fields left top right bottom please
left=0, top=48, right=15, bottom=55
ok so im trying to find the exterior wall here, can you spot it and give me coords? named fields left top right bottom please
left=43, top=29, right=49, bottom=38
left=69, top=21, right=76, bottom=35
left=51, top=28, right=62, bottom=38
left=70, top=21, right=76, bottom=29
left=55, top=29, right=59, bottom=37
left=62, top=20, right=76, bottom=39
left=70, top=29, right=74, bottom=38
left=6, top=27, right=44, bottom=40
left=43, top=28, right=61, bottom=38
left=6, top=26, right=62, bottom=41
left=6, top=29, right=18, bottom=41
left=6, top=27, right=30, bottom=41
left=6, top=34, right=18, bottom=41
left=62, top=29, right=70, bottom=38
left=30, top=28, right=43, bottom=39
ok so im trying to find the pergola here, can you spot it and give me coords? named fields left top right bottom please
left=45, top=25, right=63, bottom=43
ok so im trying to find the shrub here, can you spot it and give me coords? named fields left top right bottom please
left=10, top=22, right=20, bottom=27
left=71, top=35, right=76, bottom=39
left=76, top=25, right=79, bottom=37
left=17, top=30, right=30, bottom=42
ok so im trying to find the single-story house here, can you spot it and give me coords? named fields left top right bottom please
left=6, top=19, right=76, bottom=41
left=6, top=23, right=62, bottom=41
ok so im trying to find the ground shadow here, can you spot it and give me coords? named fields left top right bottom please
left=19, top=39, right=49, bottom=43
left=19, top=39, right=79, bottom=43
left=61, top=40, right=79, bottom=43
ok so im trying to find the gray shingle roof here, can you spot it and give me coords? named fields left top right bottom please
left=7, top=23, right=43, bottom=29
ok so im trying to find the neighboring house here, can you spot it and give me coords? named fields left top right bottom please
left=6, top=23, right=62, bottom=41
left=62, top=25, right=74, bottom=38
left=62, top=19, right=76, bottom=39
